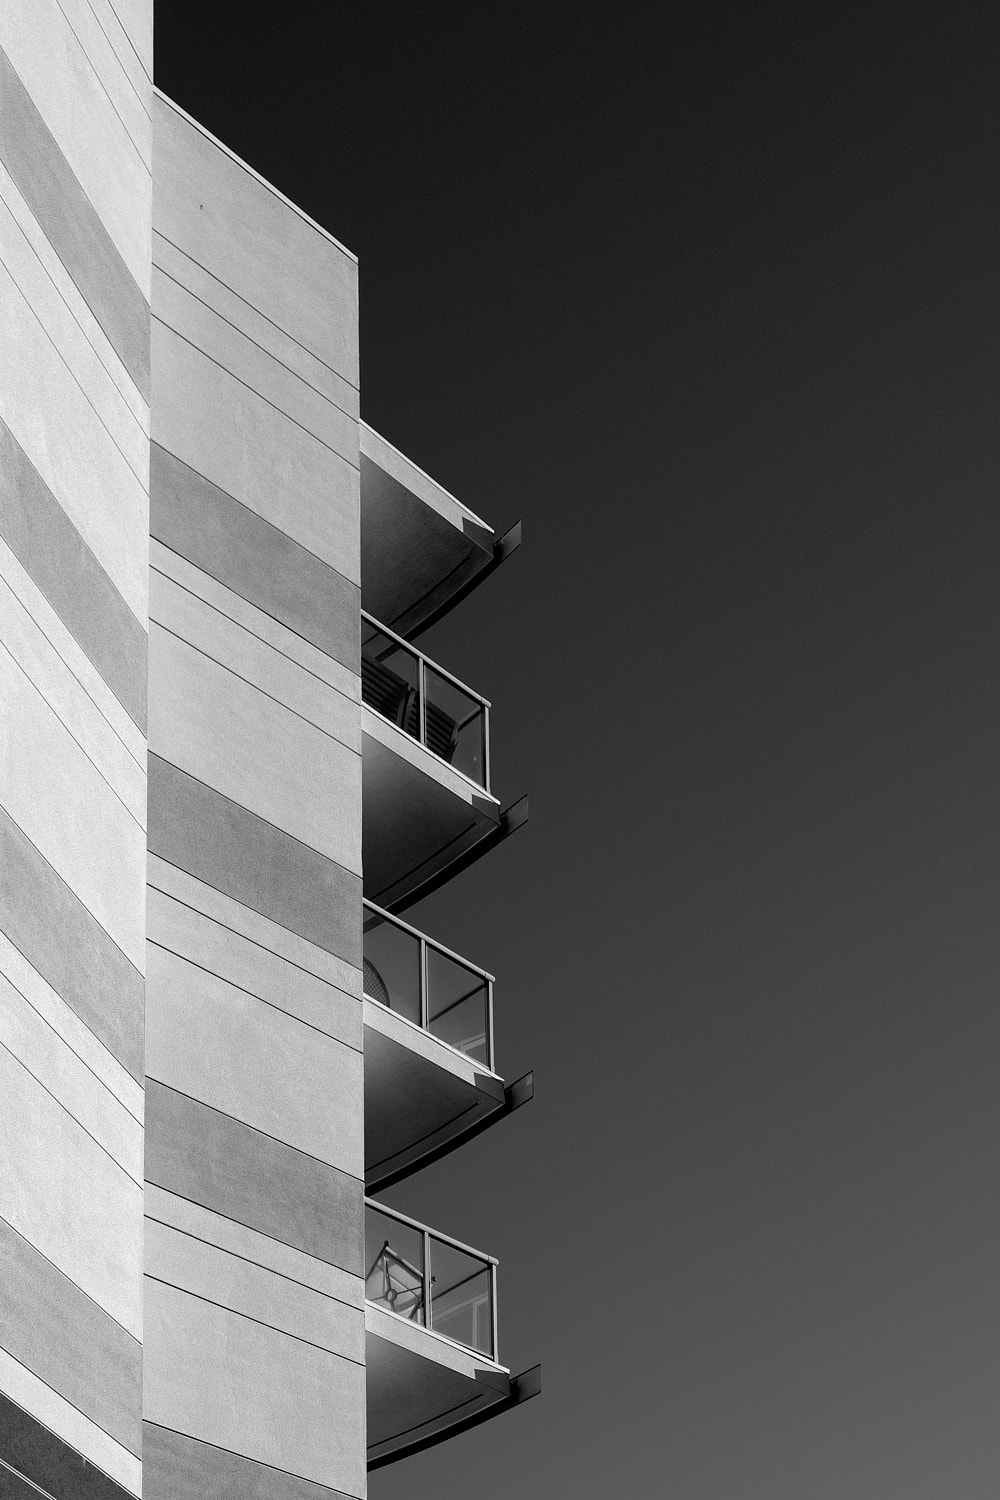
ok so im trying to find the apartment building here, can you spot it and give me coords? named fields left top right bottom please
left=0, top=5, right=537, bottom=1497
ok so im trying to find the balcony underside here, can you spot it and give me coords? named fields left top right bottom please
left=366, top=1304, right=511, bottom=1466
left=364, top=998, right=504, bottom=1188
left=361, top=427, right=494, bottom=638
left=362, top=711, right=500, bottom=909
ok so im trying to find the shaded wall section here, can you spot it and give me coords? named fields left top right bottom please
left=0, top=3, right=150, bottom=1498
left=144, top=93, right=366, bottom=1500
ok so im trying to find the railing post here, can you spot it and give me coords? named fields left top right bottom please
left=423, top=1230, right=433, bottom=1330
left=419, top=937, right=428, bottom=1030
left=483, top=702, right=491, bottom=794
left=418, top=652, right=427, bottom=748
left=487, top=978, right=495, bottom=1071
left=490, top=1261, right=499, bottom=1364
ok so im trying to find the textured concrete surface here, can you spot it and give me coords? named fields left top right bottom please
left=148, top=623, right=361, bottom=869
left=0, top=1218, right=141, bottom=1451
left=0, top=1393, right=135, bottom=1500
left=144, top=1279, right=366, bottom=1494
left=0, top=3, right=152, bottom=295
left=148, top=755, right=361, bottom=963
left=0, top=1050, right=143, bottom=1337
left=153, top=93, right=357, bottom=384
left=145, top=1082, right=364, bottom=1273
left=0, top=6, right=149, bottom=1490
left=151, top=445, right=360, bottom=673
left=146, top=943, right=363, bottom=1175
left=143, top=1423, right=356, bottom=1500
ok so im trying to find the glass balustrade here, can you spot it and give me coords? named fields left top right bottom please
left=361, top=612, right=490, bottom=790
left=365, top=1201, right=497, bottom=1360
left=362, top=900, right=493, bottom=1068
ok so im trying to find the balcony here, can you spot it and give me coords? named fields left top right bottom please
left=366, top=1200, right=498, bottom=1358
left=362, top=613, right=501, bottom=909
left=363, top=900, right=506, bottom=1188
left=362, top=613, right=490, bottom=791
left=361, top=423, right=518, bottom=638
left=365, top=1200, right=519, bottom=1465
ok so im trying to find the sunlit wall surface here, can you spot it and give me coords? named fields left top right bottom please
left=142, top=94, right=366, bottom=1500
left=0, top=4, right=151, bottom=1497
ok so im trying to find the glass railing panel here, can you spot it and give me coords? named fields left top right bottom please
left=423, top=663, right=486, bottom=786
left=429, top=1238, right=494, bottom=1359
left=361, top=613, right=490, bottom=790
left=363, top=906, right=421, bottom=1026
left=361, top=621, right=420, bottom=731
left=365, top=1202, right=497, bottom=1359
left=365, top=1205, right=426, bottom=1327
left=425, top=946, right=490, bottom=1065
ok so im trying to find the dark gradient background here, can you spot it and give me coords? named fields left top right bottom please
left=156, top=6, right=1000, bottom=1497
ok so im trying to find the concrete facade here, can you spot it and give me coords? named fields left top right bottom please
left=143, top=93, right=366, bottom=1500
left=0, top=2, right=150, bottom=1495
left=1, top=10, right=533, bottom=1498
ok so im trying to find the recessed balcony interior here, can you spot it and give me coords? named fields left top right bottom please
left=361, top=423, right=495, bottom=637
left=362, top=613, right=500, bottom=909
left=364, top=1199, right=513, bottom=1465
left=363, top=900, right=504, bottom=1187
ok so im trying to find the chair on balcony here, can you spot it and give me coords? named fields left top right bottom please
left=401, top=695, right=459, bottom=765
left=361, top=653, right=413, bottom=728
left=366, top=1240, right=425, bottom=1321
left=362, top=957, right=391, bottom=1009
left=361, top=652, right=459, bottom=764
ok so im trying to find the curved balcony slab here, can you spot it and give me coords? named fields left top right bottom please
left=365, top=1302, right=511, bottom=1466
left=362, top=707, right=500, bottom=909
left=361, top=424, right=495, bottom=637
left=364, top=996, right=504, bottom=1188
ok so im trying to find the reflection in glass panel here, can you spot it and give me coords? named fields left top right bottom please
left=365, top=1206, right=425, bottom=1326
left=426, top=946, right=489, bottom=1065
left=430, top=1238, right=493, bottom=1358
left=362, top=908, right=421, bottom=1025
left=424, top=665, right=485, bottom=786
left=361, top=623, right=420, bottom=736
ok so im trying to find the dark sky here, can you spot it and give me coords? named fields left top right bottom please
left=156, top=6, right=1000, bottom=1497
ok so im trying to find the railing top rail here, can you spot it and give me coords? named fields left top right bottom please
left=364, top=1196, right=499, bottom=1267
left=362, top=898, right=496, bottom=984
left=361, top=610, right=493, bottom=709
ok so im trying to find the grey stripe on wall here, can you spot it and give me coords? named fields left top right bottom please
left=0, top=1217, right=141, bottom=1456
left=0, top=1395, right=134, bottom=1500
left=0, top=1463, right=44, bottom=1499
left=0, top=416, right=147, bottom=731
left=0, top=807, right=143, bottom=1081
left=143, top=1422, right=358, bottom=1500
left=145, top=1082, right=364, bottom=1274
left=0, top=45, right=150, bottom=401
left=150, top=444, right=359, bottom=673
left=147, top=755, right=361, bottom=966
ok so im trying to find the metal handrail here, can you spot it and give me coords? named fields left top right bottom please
left=362, top=899, right=496, bottom=983
left=361, top=610, right=492, bottom=709
left=364, top=1197, right=499, bottom=1267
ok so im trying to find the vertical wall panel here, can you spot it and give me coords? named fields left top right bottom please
left=146, top=94, right=364, bottom=1500
left=0, top=4, right=150, bottom=1496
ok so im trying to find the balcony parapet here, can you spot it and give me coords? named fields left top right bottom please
left=363, top=898, right=495, bottom=1068
left=362, top=611, right=491, bottom=792
left=365, top=1199, right=499, bottom=1361
left=364, top=1199, right=539, bottom=1467
left=363, top=899, right=524, bottom=1190
left=361, top=612, right=504, bottom=909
